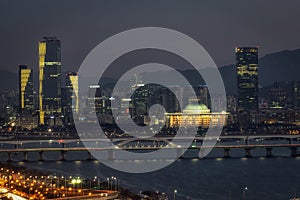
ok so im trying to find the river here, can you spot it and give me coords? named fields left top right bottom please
left=1, top=140, right=300, bottom=199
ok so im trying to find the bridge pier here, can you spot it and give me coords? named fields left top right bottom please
left=177, top=148, right=185, bottom=159
left=62, top=143, right=66, bottom=148
left=39, top=151, right=45, bottom=161
left=266, top=147, right=273, bottom=158
left=244, top=148, right=252, bottom=158
left=87, top=151, right=93, bottom=160
left=291, top=147, right=298, bottom=157
left=224, top=148, right=231, bottom=158
left=60, top=151, right=67, bottom=161
left=108, top=149, right=115, bottom=160
left=7, top=152, right=12, bottom=162
left=23, top=152, right=29, bottom=162
left=289, top=138, right=293, bottom=145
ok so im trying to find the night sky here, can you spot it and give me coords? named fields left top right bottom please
left=1, top=0, right=300, bottom=74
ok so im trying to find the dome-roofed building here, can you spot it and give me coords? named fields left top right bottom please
left=182, top=104, right=210, bottom=114
left=165, top=103, right=228, bottom=128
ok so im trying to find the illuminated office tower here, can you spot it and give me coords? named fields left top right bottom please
left=62, top=72, right=78, bottom=125
left=85, top=84, right=103, bottom=117
left=18, top=65, right=37, bottom=130
left=66, top=72, right=78, bottom=112
left=39, top=37, right=62, bottom=124
left=19, top=65, right=34, bottom=113
left=236, top=47, right=259, bottom=110
left=236, top=47, right=258, bottom=126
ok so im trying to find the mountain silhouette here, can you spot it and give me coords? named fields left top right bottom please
left=1, top=48, right=300, bottom=95
left=219, top=48, right=300, bottom=94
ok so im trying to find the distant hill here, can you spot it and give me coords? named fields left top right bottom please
left=134, top=48, right=300, bottom=95
left=1, top=48, right=300, bottom=95
left=177, top=48, right=300, bottom=95
left=259, top=49, right=300, bottom=86
left=219, top=48, right=300, bottom=94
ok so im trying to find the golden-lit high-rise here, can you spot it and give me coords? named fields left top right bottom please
left=39, top=37, right=62, bottom=125
left=19, top=65, right=34, bottom=112
left=62, top=72, right=78, bottom=125
left=68, top=73, right=79, bottom=113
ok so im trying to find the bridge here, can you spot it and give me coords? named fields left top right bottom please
left=1, top=134, right=300, bottom=146
left=1, top=140, right=300, bottom=162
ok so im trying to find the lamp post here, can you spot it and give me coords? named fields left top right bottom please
left=243, top=187, right=248, bottom=200
left=111, top=176, right=114, bottom=190
left=174, top=189, right=177, bottom=200
left=117, top=179, right=120, bottom=192
left=71, top=177, right=82, bottom=195
left=97, top=177, right=100, bottom=190
left=62, top=176, right=66, bottom=189
left=107, top=178, right=110, bottom=190
left=112, top=177, right=117, bottom=191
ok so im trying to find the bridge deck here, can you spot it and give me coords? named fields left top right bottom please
left=0, top=143, right=300, bottom=153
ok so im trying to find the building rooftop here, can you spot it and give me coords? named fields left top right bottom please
left=182, top=104, right=210, bottom=114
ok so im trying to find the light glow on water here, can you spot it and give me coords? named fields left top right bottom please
left=75, top=160, right=82, bottom=165
left=14, top=155, right=300, bottom=200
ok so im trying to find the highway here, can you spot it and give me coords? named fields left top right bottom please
left=0, top=134, right=300, bottom=145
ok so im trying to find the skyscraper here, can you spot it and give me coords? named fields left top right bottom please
left=62, top=72, right=78, bottom=125
left=18, top=65, right=37, bottom=130
left=86, top=84, right=102, bottom=115
left=19, top=65, right=34, bottom=113
left=236, top=47, right=259, bottom=110
left=66, top=72, right=79, bottom=113
left=236, top=47, right=258, bottom=126
left=39, top=37, right=62, bottom=125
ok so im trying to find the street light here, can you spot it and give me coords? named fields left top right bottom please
left=174, top=189, right=177, bottom=200
left=112, top=177, right=117, bottom=191
left=111, top=176, right=114, bottom=190
left=96, top=177, right=100, bottom=190
left=71, top=178, right=82, bottom=193
left=243, top=187, right=248, bottom=200
left=117, top=179, right=120, bottom=192
left=107, top=178, right=109, bottom=190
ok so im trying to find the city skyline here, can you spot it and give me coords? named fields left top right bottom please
left=6, top=34, right=300, bottom=132
left=8, top=36, right=300, bottom=129
left=6, top=37, right=299, bottom=127
left=1, top=2, right=300, bottom=199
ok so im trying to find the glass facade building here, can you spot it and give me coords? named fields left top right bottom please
left=62, top=72, right=78, bottom=125
left=236, top=47, right=259, bottom=112
left=19, top=65, right=34, bottom=113
left=39, top=37, right=62, bottom=124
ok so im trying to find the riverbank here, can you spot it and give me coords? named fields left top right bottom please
left=0, top=162, right=168, bottom=200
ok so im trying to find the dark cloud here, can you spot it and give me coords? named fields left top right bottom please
left=0, top=0, right=300, bottom=74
